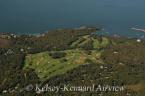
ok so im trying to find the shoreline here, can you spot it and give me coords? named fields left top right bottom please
left=0, top=26, right=100, bottom=36
left=131, top=27, right=145, bottom=33
left=0, top=26, right=145, bottom=41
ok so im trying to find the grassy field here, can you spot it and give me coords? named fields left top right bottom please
left=93, top=37, right=110, bottom=49
left=23, top=35, right=109, bottom=81
left=23, top=49, right=102, bottom=81
left=70, top=35, right=110, bottom=49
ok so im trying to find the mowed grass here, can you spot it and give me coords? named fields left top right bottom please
left=93, top=37, right=110, bottom=49
left=24, top=49, right=102, bottom=81
left=70, top=35, right=110, bottom=49
left=70, top=35, right=89, bottom=48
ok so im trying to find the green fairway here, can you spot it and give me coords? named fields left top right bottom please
left=23, top=49, right=102, bottom=81
left=23, top=35, right=109, bottom=81
left=92, top=37, right=110, bottom=49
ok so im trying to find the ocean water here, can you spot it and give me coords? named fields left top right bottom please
left=0, top=0, right=145, bottom=38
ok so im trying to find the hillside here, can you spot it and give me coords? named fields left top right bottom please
left=0, top=28, right=145, bottom=96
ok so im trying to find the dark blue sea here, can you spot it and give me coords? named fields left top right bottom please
left=0, top=0, right=145, bottom=38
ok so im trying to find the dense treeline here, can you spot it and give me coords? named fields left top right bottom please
left=0, top=54, right=39, bottom=95
left=49, top=51, right=66, bottom=59
left=10, top=28, right=98, bottom=54
left=102, top=38, right=145, bottom=65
